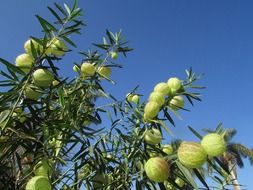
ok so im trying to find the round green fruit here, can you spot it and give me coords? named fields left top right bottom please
left=149, top=91, right=165, bottom=107
left=162, top=144, right=173, bottom=155
left=24, top=39, right=43, bottom=55
left=177, top=142, right=207, bottom=168
left=131, top=94, right=140, bottom=104
left=154, top=82, right=171, bottom=96
left=15, top=53, right=34, bottom=73
left=25, top=176, right=51, bottom=190
left=32, top=69, right=54, bottom=87
left=98, top=66, right=111, bottom=78
left=110, top=51, right=118, bottom=59
left=167, top=77, right=181, bottom=94
left=201, top=133, right=226, bottom=157
left=144, top=128, right=162, bottom=145
left=169, top=96, right=184, bottom=110
left=144, top=157, right=169, bottom=182
left=47, top=38, right=67, bottom=56
left=164, top=181, right=173, bottom=190
left=144, top=101, right=160, bottom=120
left=34, top=160, right=52, bottom=177
left=81, top=62, right=95, bottom=77
left=24, top=86, right=43, bottom=100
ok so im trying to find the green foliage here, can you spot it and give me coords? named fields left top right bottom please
left=0, top=1, right=252, bottom=190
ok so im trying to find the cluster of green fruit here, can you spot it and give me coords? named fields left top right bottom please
left=143, top=132, right=226, bottom=186
left=26, top=159, right=52, bottom=190
left=72, top=51, right=118, bottom=80
left=15, top=38, right=68, bottom=100
left=143, top=77, right=184, bottom=121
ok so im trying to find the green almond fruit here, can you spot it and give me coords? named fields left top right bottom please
left=167, top=77, right=181, bottom=94
left=81, top=62, right=95, bottom=77
left=144, top=101, right=160, bottom=120
left=144, top=157, right=170, bottom=182
left=201, top=133, right=226, bottom=157
left=169, top=96, right=184, bottom=111
left=25, top=176, right=51, bottom=190
left=154, top=82, right=171, bottom=96
left=177, top=142, right=207, bottom=168
left=24, top=39, right=43, bottom=55
left=32, top=69, right=54, bottom=87
left=15, top=53, right=34, bottom=73
left=144, top=128, right=162, bottom=145
left=149, top=91, right=165, bottom=107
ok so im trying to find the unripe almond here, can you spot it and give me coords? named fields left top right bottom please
left=81, top=62, right=95, bottom=77
left=169, top=96, right=184, bottom=110
left=144, top=157, right=169, bottom=182
left=162, top=144, right=173, bottom=155
left=154, top=82, right=171, bottom=96
left=32, top=69, right=54, bottom=87
left=144, top=101, right=160, bottom=120
left=24, top=39, right=43, bottom=55
left=149, top=91, right=165, bottom=107
left=144, top=128, right=162, bottom=145
left=201, top=133, right=226, bottom=157
left=47, top=38, right=67, bottom=56
left=131, top=94, right=140, bottom=104
left=25, top=176, right=51, bottom=190
left=167, top=77, right=181, bottom=94
left=177, top=142, right=207, bottom=168
left=15, top=53, right=34, bottom=73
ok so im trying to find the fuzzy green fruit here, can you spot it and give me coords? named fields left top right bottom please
left=131, top=94, right=140, bottom=104
left=24, top=86, right=43, bottom=100
left=34, top=160, right=52, bottom=177
left=98, top=66, right=111, bottom=78
left=154, top=82, right=171, bottom=96
left=25, top=176, right=51, bottom=190
left=110, top=51, right=118, bottom=59
left=177, top=142, right=207, bottom=168
left=81, top=62, right=95, bottom=77
left=126, top=93, right=139, bottom=103
left=167, top=77, right=181, bottom=94
left=24, top=39, right=43, bottom=55
left=169, top=96, right=184, bottom=110
left=201, top=133, right=226, bottom=157
left=144, top=101, right=160, bottom=120
left=47, top=38, right=67, bottom=56
left=144, top=128, right=162, bottom=145
left=164, top=181, right=173, bottom=190
left=162, top=144, right=173, bottom=155
left=15, top=53, right=34, bottom=73
left=32, top=69, right=54, bottom=87
left=144, top=157, right=169, bottom=182
left=149, top=91, right=165, bottom=107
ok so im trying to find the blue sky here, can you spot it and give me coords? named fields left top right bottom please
left=0, top=0, right=253, bottom=189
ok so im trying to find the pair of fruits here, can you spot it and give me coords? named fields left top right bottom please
left=126, top=93, right=140, bottom=104
left=79, top=62, right=111, bottom=79
left=24, top=38, right=68, bottom=57
left=177, top=133, right=226, bottom=168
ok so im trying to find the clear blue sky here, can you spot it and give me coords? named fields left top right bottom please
left=0, top=0, right=252, bottom=189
